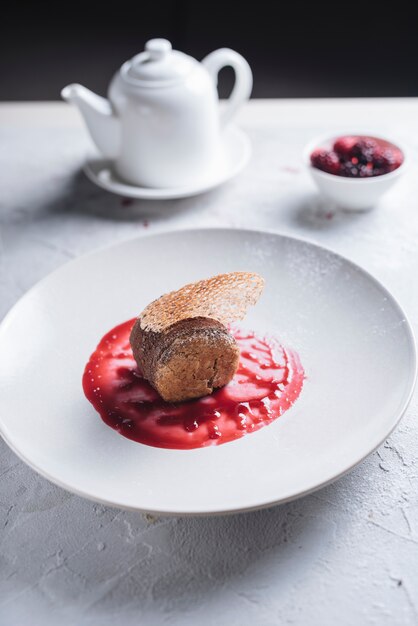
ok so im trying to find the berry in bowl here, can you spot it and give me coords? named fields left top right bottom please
left=305, top=134, right=406, bottom=211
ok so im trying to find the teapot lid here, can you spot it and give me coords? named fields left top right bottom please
left=121, top=39, right=194, bottom=87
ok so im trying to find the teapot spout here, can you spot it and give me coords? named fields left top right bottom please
left=61, top=84, right=120, bottom=159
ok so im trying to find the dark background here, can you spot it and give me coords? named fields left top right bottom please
left=3, top=1, right=417, bottom=100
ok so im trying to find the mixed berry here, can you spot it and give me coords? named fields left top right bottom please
left=310, top=136, right=403, bottom=178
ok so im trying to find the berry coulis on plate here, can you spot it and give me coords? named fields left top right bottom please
left=310, top=135, right=403, bottom=178
left=83, top=319, right=305, bottom=450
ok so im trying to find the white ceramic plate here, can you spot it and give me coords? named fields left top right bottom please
left=83, top=126, right=251, bottom=199
left=0, top=229, right=415, bottom=515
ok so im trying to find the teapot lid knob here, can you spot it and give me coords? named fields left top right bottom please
left=121, top=38, right=195, bottom=86
left=145, top=39, right=172, bottom=61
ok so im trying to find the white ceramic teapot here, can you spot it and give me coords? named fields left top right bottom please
left=62, top=38, right=252, bottom=189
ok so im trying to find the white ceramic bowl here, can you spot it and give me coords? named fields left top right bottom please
left=304, top=133, right=407, bottom=211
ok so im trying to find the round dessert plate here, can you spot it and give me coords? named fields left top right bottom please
left=83, top=126, right=251, bottom=200
left=0, top=229, right=415, bottom=515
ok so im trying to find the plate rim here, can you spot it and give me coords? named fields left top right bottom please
left=0, top=227, right=416, bottom=516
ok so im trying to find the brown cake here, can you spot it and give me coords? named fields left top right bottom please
left=130, top=317, right=240, bottom=402
left=129, top=272, right=264, bottom=403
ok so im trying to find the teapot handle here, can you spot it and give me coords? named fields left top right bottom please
left=202, top=48, right=252, bottom=127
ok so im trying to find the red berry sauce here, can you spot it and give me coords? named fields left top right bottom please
left=310, top=135, right=403, bottom=177
left=83, top=319, right=305, bottom=450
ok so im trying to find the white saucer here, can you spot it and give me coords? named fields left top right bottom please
left=0, top=229, right=415, bottom=516
left=83, top=126, right=251, bottom=200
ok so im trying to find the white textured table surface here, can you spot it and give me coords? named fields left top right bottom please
left=1, top=100, right=418, bottom=626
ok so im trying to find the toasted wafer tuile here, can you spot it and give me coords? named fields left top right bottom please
left=130, top=272, right=264, bottom=402
left=139, top=272, right=264, bottom=332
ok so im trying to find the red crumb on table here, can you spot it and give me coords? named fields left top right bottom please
left=280, top=166, right=301, bottom=174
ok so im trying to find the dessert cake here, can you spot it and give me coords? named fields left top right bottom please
left=130, top=272, right=264, bottom=402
